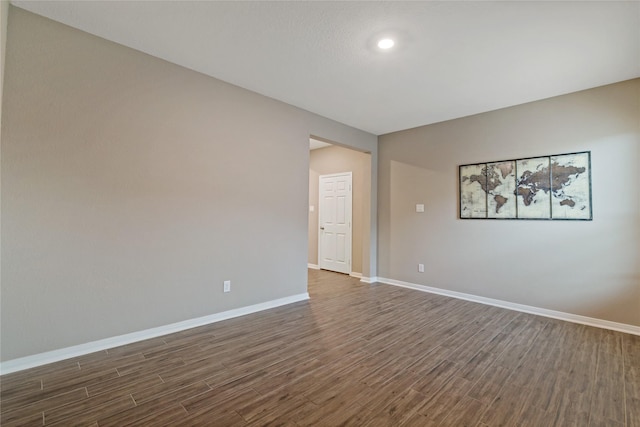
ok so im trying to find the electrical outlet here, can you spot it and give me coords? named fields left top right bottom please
left=418, top=264, right=425, bottom=273
left=223, top=280, right=231, bottom=293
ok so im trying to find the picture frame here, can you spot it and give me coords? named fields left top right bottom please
left=459, top=151, right=592, bottom=220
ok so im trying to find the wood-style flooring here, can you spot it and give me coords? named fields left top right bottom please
left=1, top=269, right=639, bottom=426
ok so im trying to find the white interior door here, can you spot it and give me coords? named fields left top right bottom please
left=319, top=172, right=352, bottom=274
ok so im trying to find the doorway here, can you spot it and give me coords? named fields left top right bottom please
left=308, top=140, right=371, bottom=278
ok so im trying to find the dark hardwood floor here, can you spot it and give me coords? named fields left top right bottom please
left=1, top=269, right=639, bottom=426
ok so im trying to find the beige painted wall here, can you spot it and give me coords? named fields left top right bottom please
left=308, top=145, right=371, bottom=274
left=379, top=79, right=640, bottom=327
left=0, top=8, right=377, bottom=361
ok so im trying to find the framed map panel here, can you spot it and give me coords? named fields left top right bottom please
left=460, top=164, right=487, bottom=218
left=460, top=151, right=591, bottom=221
left=486, top=161, right=516, bottom=219
left=515, top=157, right=551, bottom=219
left=550, top=152, right=591, bottom=219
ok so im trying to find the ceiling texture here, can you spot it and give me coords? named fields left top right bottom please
left=11, top=1, right=640, bottom=135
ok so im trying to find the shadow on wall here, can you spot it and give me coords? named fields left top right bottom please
left=578, top=273, right=639, bottom=325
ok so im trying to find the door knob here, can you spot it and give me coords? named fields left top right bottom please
left=320, top=226, right=325, bottom=230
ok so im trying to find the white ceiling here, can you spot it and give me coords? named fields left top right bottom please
left=11, top=1, right=640, bottom=135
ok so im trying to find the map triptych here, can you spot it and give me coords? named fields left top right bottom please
left=460, top=151, right=592, bottom=220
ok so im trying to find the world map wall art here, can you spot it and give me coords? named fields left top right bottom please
left=459, top=151, right=592, bottom=220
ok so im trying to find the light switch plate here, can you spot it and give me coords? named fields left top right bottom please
left=416, top=204, right=425, bottom=213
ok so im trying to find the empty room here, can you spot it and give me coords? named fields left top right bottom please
left=1, top=1, right=639, bottom=426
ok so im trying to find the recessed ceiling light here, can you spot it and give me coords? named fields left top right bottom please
left=377, top=38, right=394, bottom=50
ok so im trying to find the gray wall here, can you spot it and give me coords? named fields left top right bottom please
left=379, top=79, right=640, bottom=327
left=1, top=0, right=8, bottom=317
left=0, top=7, right=377, bottom=361
left=1, top=0, right=7, bottom=107
left=309, top=145, right=371, bottom=274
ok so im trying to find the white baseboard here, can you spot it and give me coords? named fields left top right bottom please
left=377, top=277, right=640, bottom=336
left=360, top=276, right=378, bottom=284
left=349, top=272, right=362, bottom=279
left=0, top=293, right=310, bottom=375
left=307, top=263, right=320, bottom=270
